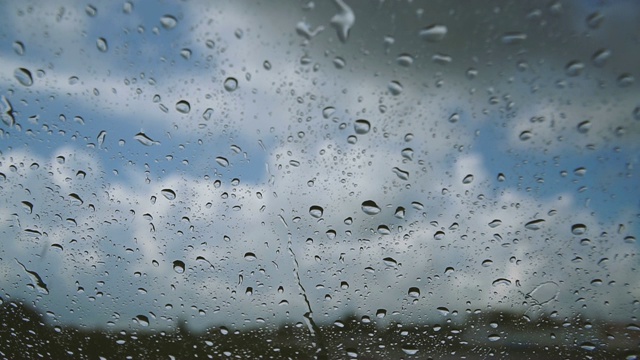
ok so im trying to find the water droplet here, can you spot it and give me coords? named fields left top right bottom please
left=97, top=130, right=106, bottom=147
left=482, top=259, right=493, bottom=267
left=388, top=80, right=403, bottom=95
left=330, top=0, right=355, bottom=43
left=361, top=200, right=381, bottom=215
left=574, top=167, right=586, bottom=176
left=263, top=60, right=271, bottom=70
left=408, top=287, right=420, bottom=298
left=462, top=174, right=474, bottom=184
left=432, top=53, right=452, bottom=65
left=565, top=61, right=584, bottom=77
left=586, top=12, right=604, bottom=29
left=244, top=252, right=257, bottom=261
left=434, top=231, right=445, bottom=240
left=394, top=207, right=405, bottom=219
left=309, top=205, right=323, bottom=218
left=488, top=219, right=502, bottom=228
left=134, top=132, right=159, bottom=146
left=15, top=259, right=49, bottom=294
left=245, top=287, right=253, bottom=296
left=175, top=100, right=190, bottom=114
left=580, top=342, right=597, bottom=351
left=135, top=315, right=149, bottom=327
left=346, top=348, right=358, bottom=358
left=401, top=148, right=413, bottom=160
left=492, top=278, right=511, bottom=286
left=419, top=24, right=447, bottom=42
left=396, top=53, right=414, bottom=67
left=571, top=224, right=587, bottom=235
left=354, top=119, right=370, bottom=134
left=215, top=157, right=229, bottom=167
left=617, top=73, right=635, bottom=87
left=437, top=307, right=450, bottom=316
left=161, top=189, right=176, bottom=200
left=224, top=77, right=238, bottom=92
left=333, top=57, right=346, bottom=69
left=85, top=4, right=97, bottom=17
left=592, top=48, right=611, bottom=67
left=497, top=173, right=506, bottom=182
left=96, top=37, right=108, bottom=52
left=519, top=130, right=532, bottom=141
left=526, top=281, right=559, bottom=305
left=392, top=167, right=409, bottom=180
left=448, top=113, right=460, bottom=123
left=501, top=32, right=527, bottom=45
left=326, top=229, right=336, bottom=240
left=202, top=108, right=213, bottom=121
left=322, top=106, right=336, bottom=119
left=401, top=346, right=419, bottom=355
left=376, top=309, right=387, bottom=318
left=383, top=257, right=397, bottom=267
left=14, top=68, right=33, bottom=87
left=13, top=41, right=25, bottom=55
left=21, top=201, right=33, bottom=214
left=488, top=334, right=501, bottom=342
left=160, top=15, right=178, bottom=30
left=525, top=219, right=545, bottom=230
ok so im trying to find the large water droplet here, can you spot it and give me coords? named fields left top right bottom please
left=408, top=287, right=420, bottom=298
left=97, top=130, right=106, bottom=148
left=361, top=200, right=381, bottom=215
left=488, top=334, right=501, bottom=342
left=392, top=167, right=409, bottom=180
left=21, top=201, right=33, bottom=214
left=525, top=219, right=545, bottom=230
left=244, top=252, right=257, bottom=261
left=309, top=205, right=324, bottom=218
left=571, top=224, right=587, bottom=235
left=224, top=77, right=238, bottom=92
left=396, top=53, right=414, bottom=67
left=519, top=130, right=533, bottom=141
left=13, top=41, right=25, bottom=55
left=330, top=0, right=355, bottom=43
left=172, top=260, right=185, bottom=273
left=565, top=61, right=584, bottom=77
left=419, top=24, right=447, bottom=42
left=592, top=48, right=611, bottom=67
left=488, top=219, right=502, bottom=228
left=388, top=81, right=403, bottom=95
left=462, top=174, right=474, bottom=184
left=175, top=100, right=191, bottom=114
left=492, top=278, right=511, bottom=286
left=579, top=342, right=597, bottom=351
left=401, top=346, right=419, bottom=355
left=215, top=157, right=229, bottom=167
left=376, top=309, right=387, bottom=318
left=501, top=32, right=527, bottom=45
left=160, top=15, right=178, bottom=29
left=134, top=132, right=159, bottom=146
left=135, top=315, right=150, bottom=327
left=354, top=119, right=370, bottom=134
left=14, top=68, right=33, bottom=87
left=96, top=37, right=108, bottom=52
left=161, top=189, right=176, bottom=200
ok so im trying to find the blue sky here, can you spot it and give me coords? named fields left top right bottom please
left=0, top=0, right=638, bottom=334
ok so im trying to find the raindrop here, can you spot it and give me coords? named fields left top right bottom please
left=434, top=231, right=445, bottom=240
left=21, top=201, right=33, bottom=214
left=161, top=189, right=176, bottom=200
left=586, top=12, right=604, bottom=29
left=497, top=173, right=506, bottom=182
left=160, top=15, right=178, bottom=30
left=501, top=32, right=527, bottom=44
left=215, top=157, right=229, bottom=167
left=388, top=81, right=403, bottom=95
left=326, top=229, right=336, bottom=240
left=15, top=259, right=49, bottom=294
left=617, top=73, right=634, bottom=88
left=377, top=225, right=391, bottom=235
left=244, top=252, right=257, bottom=261
left=574, top=167, right=586, bottom=176
left=449, top=113, right=460, bottom=123
left=580, top=342, right=596, bottom=351
left=634, top=106, right=640, bottom=121
left=383, top=257, right=397, bottom=267
left=565, top=61, right=584, bottom=77
left=482, top=259, right=493, bottom=267
left=309, top=205, right=323, bottom=218
left=14, top=68, right=33, bottom=86
left=526, top=281, right=559, bottom=305
left=330, top=0, right=355, bottom=43
left=488, top=219, right=502, bottom=228
left=245, top=287, right=253, bottom=296
left=333, top=57, right=346, bottom=69
left=592, top=49, right=611, bottom=67
left=376, top=309, right=387, bottom=318
left=346, top=349, right=358, bottom=358
left=408, top=287, right=420, bottom=298
left=97, top=130, right=106, bottom=147
left=13, top=41, right=25, bottom=55
left=202, top=108, right=213, bottom=120
left=180, top=48, right=192, bottom=60
left=488, top=334, right=501, bottom=342
left=354, top=119, right=371, bottom=134
left=492, top=278, right=511, bottom=286
left=85, top=5, right=97, bottom=17
left=263, top=60, right=271, bottom=70
left=525, top=219, right=545, bottom=230
left=392, top=167, right=409, bottom=180
left=134, top=132, right=159, bottom=146
left=401, top=148, right=413, bottom=160
left=322, top=106, right=335, bottom=119
left=519, top=130, right=532, bottom=141
left=394, top=207, right=405, bottom=219
left=224, top=77, right=238, bottom=92
left=401, top=347, right=419, bottom=355
left=135, top=315, right=149, bottom=327
left=462, top=174, right=474, bottom=184
left=396, top=54, right=414, bottom=67
left=466, top=68, right=478, bottom=79
left=175, top=100, right=191, bottom=114
left=432, top=53, right=452, bottom=65
left=361, top=200, right=381, bottom=215
left=419, top=24, right=447, bottom=42
left=571, top=224, right=587, bottom=235
left=96, top=37, right=108, bottom=52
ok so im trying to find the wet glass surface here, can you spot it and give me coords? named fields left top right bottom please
left=1, top=0, right=639, bottom=358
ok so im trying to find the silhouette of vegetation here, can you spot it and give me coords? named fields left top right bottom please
left=1, top=302, right=638, bottom=359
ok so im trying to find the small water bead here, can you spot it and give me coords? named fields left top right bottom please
left=175, top=100, right=191, bottom=114
left=224, top=77, right=238, bottom=92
